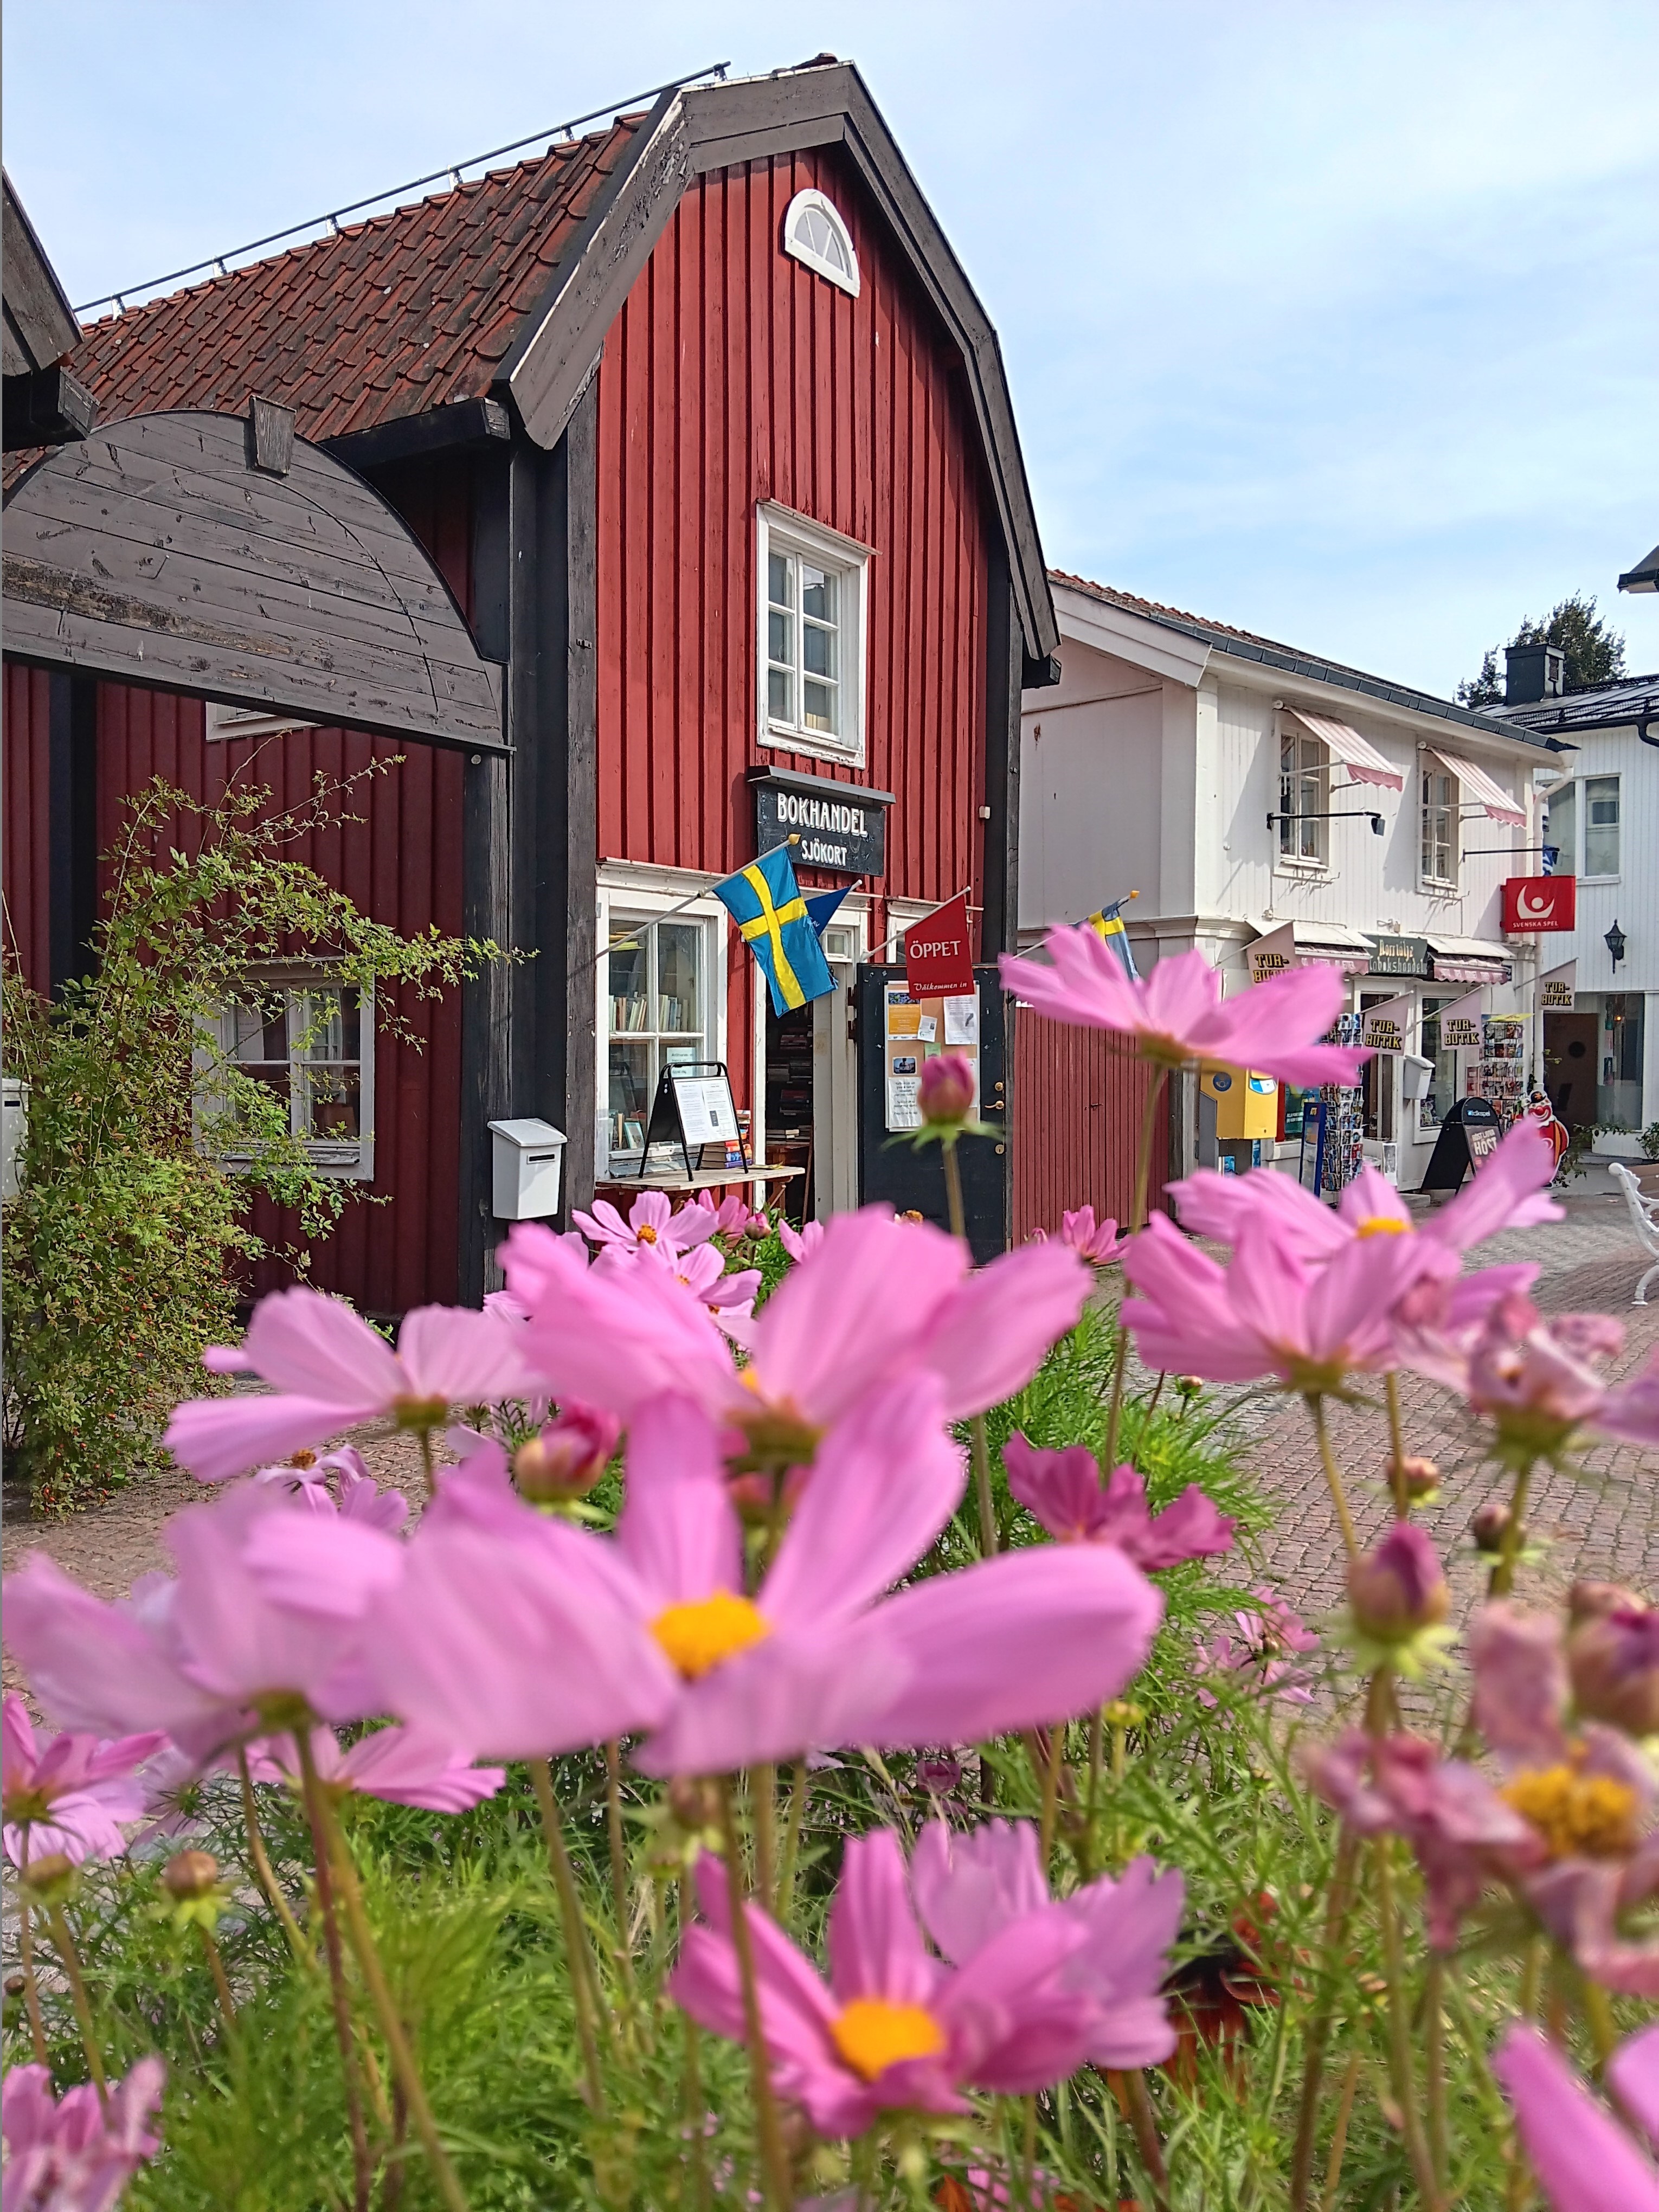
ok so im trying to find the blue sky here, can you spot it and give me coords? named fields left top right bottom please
left=6, top=1, right=1656, bottom=698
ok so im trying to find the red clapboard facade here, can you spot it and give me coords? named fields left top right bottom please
left=3, top=62, right=1060, bottom=1312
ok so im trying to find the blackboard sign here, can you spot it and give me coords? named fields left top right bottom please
left=634, top=1062, right=748, bottom=1181
left=1418, top=1097, right=1500, bottom=1194
left=749, top=767, right=891, bottom=877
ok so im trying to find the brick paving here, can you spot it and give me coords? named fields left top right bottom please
left=1179, top=1182, right=1659, bottom=1626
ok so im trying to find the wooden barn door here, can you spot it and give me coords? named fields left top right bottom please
left=1011, top=1008, right=1171, bottom=1240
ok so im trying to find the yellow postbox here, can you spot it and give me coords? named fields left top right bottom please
left=1200, top=1063, right=1279, bottom=1141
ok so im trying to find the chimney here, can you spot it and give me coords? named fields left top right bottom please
left=1504, top=641, right=1565, bottom=705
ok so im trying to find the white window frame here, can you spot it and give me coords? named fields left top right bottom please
left=205, top=700, right=318, bottom=742
left=1419, top=763, right=1459, bottom=891
left=596, top=865, right=729, bottom=1177
left=1582, top=772, right=1621, bottom=882
left=1542, top=776, right=1577, bottom=876
left=1274, top=718, right=1330, bottom=873
left=781, top=188, right=861, bottom=297
left=756, top=503, right=871, bottom=767
left=202, top=967, right=375, bottom=1180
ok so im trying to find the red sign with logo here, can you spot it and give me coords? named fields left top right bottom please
left=905, top=891, right=975, bottom=997
left=1502, top=875, right=1577, bottom=934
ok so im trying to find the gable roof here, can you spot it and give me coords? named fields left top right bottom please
left=1490, top=672, right=1659, bottom=740
left=47, top=62, right=1057, bottom=660
left=1050, top=569, right=1561, bottom=750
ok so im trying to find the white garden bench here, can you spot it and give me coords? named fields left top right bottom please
left=1608, top=1161, right=1659, bottom=1307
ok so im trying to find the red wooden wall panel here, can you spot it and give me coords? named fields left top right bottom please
left=1011, top=1009, right=1173, bottom=1243
left=594, top=147, right=993, bottom=1124
left=2, top=661, right=53, bottom=995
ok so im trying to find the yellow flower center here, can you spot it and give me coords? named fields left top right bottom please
left=651, top=1592, right=771, bottom=1680
left=1502, top=1764, right=1641, bottom=1860
left=636, top=1224, right=659, bottom=1245
left=829, top=1998, right=947, bottom=2082
left=1355, top=1216, right=1411, bottom=1239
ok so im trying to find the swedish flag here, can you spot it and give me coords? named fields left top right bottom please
left=1088, top=897, right=1140, bottom=981
left=714, top=845, right=837, bottom=1017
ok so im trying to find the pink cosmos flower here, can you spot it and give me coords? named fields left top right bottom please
left=1122, top=1208, right=1433, bottom=1391
left=1002, top=1436, right=1234, bottom=1570
left=262, top=1380, right=1162, bottom=1774
left=254, top=1446, right=409, bottom=1533
left=1194, top=1589, right=1319, bottom=1708
left=2, top=1696, right=166, bottom=1869
left=687, top=1192, right=765, bottom=1240
left=1495, top=2022, right=1659, bottom=2212
left=910, top=1818, right=1184, bottom=2067
left=1, top=2055, right=165, bottom=2212
left=1000, top=930, right=1367, bottom=1086
left=1406, top=1291, right=1659, bottom=1464
left=571, top=1188, right=715, bottom=1256
left=1058, top=1206, right=1129, bottom=1265
left=166, top=1288, right=534, bottom=1484
left=506, top=1203, right=1089, bottom=1437
left=779, top=1218, right=825, bottom=1263
left=671, top=1829, right=1102, bottom=2137
left=247, top=1726, right=504, bottom=1813
left=511, top=1402, right=621, bottom=1503
left=636, top=1239, right=761, bottom=1332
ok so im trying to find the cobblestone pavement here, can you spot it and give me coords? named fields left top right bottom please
left=1175, top=1180, right=1659, bottom=1627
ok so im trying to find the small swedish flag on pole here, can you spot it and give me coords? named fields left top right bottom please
left=1088, top=892, right=1140, bottom=981
left=713, top=844, right=837, bottom=1017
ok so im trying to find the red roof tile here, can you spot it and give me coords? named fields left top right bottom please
left=1049, top=567, right=1308, bottom=660
left=59, top=120, right=641, bottom=444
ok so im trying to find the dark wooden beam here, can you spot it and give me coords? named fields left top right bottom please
left=325, top=397, right=511, bottom=475
left=980, top=555, right=1022, bottom=964
left=47, top=672, right=98, bottom=998
left=3, top=363, right=96, bottom=451
left=2, top=172, right=80, bottom=377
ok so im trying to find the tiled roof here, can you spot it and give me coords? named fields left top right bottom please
left=1050, top=568, right=1556, bottom=748
left=54, top=120, right=640, bottom=445
left=1491, top=673, right=1659, bottom=738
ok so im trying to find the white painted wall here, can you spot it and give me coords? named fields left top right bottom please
left=1019, top=642, right=1173, bottom=931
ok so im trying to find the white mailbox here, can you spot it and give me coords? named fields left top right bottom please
left=488, top=1118, right=567, bottom=1221
left=1400, top=1053, right=1435, bottom=1102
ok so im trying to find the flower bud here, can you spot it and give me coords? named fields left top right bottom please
left=1568, top=1579, right=1642, bottom=1625
left=1567, top=1601, right=1659, bottom=1738
left=1347, top=1523, right=1449, bottom=1643
left=1174, top=1376, right=1205, bottom=1400
left=513, top=1404, right=620, bottom=1504
left=163, top=1850, right=220, bottom=1901
left=1398, top=1456, right=1441, bottom=1502
left=918, top=1052, right=976, bottom=1127
left=1471, top=1500, right=1518, bottom=1554
left=20, top=1853, right=75, bottom=1901
left=667, top=1777, right=723, bottom=1834
left=916, top=1757, right=963, bottom=1797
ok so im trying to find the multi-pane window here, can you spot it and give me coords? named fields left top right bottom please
left=1544, top=780, right=1577, bottom=874
left=1584, top=774, right=1621, bottom=876
left=1419, top=995, right=1459, bottom=1133
left=607, top=917, right=709, bottom=1167
left=757, top=506, right=867, bottom=760
left=1420, top=766, right=1457, bottom=886
left=211, top=979, right=372, bottom=1176
left=1278, top=729, right=1327, bottom=861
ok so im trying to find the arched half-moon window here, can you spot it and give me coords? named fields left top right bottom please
left=782, top=188, right=860, bottom=297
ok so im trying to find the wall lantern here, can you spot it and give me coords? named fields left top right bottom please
left=1605, top=919, right=1627, bottom=973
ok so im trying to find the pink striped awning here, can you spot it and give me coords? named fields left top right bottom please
left=1283, top=708, right=1403, bottom=791
left=1422, top=747, right=1526, bottom=826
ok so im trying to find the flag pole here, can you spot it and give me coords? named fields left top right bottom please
left=568, top=835, right=803, bottom=980
left=866, top=886, right=981, bottom=964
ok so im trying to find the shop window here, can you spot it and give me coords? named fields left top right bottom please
left=1544, top=779, right=1576, bottom=875
left=782, top=189, right=860, bottom=296
left=1277, top=726, right=1328, bottom=863
left=1599, top=993, right=1644, bottom=1130
left=1420, top=766, right=1458, bottom=888
left=1360, top=995, right=1398, bottom=1143
left=606, top=915, right=714, bottom=1171
left=207, top=975, right=373, bottom=1178
left=1418, top=995, right=1460, bottom=1134
left=756, top=505, right=869, bottom=763
left=1584, top=774, right=1621, bottom=878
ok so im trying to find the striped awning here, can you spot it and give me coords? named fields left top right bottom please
left=1427, top=936, right=1512, bottom=985
left=1422, top=747, right=1526, bottom=826
left=1284, top=707, right=1403, bottom=791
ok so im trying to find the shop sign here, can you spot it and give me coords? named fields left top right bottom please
left=1502, top=874, right=1577, bottom=934
left=1538, top=961, right=1576, bottom=1011
left=1366, top=933, right=1430, bottom=977
left=1360, top=992, right=1414, bottom=1052
left=904, top=891, right=974, bottom=998
left=750, top=768, right=890, bottom=876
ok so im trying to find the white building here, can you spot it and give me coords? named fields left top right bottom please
left=1493, top=661, right=1659, bottom=1147
left=1019, top=573, right=1569, bottom=1186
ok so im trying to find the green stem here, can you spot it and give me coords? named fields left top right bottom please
left=604, top=1739, right=636, bottom=2003
left=15, top=1828, right=49, bottom=2066
left=417, top=1426, right=439, bottom=1500
left=943, top=1137, right=999, bottom=1558
left=527, top=1757, right=608, bottom=2113
left=1488, top=1459, right=1535, bottom=1598
left=679, top=1870, right=712, bottom=2212
left=200, top=1922, right=239, bottom=2036
left=1581, top=1973, right=1618, bottom=2071
left=716, top=1778, right=795, bottom=2211
left=1144, top=1369, right=1168, bottom=1421
left=1038, top=1727, right=1061, bottom=1872
left=43, top=1905, right=107, bottom=2108
left=1081, top=1708, right=1104, bottom=1879
left=292, top=1735, right=376, bottom=2212
left=751, top=1764, right=778, bottom=1914
left=237, top=1749, right=311, bottom=1965
left=1105, top=1065, right=1171, bottom=1470
left=1123, top=2067, right=1171, bottom=2212
left=1384, top=1371, right=1410, bottom=1517
left=1305, top=1393, right=1359, bottom=1560
left=777, top=1765, right=811, bottom=1920
left=1288, top=1828, right=1360, bottom=2212
left=1374, top=1837, right=1444, bottom=2212
left=306, top=1745, right=474, bottom=2212
left=1319, top=2049, right=1362, bottom=2212
left=1425, top=1950, right=1449, bottom=2195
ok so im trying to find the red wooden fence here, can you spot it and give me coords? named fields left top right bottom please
left=1011, top=1008, right=1173, bottom=1241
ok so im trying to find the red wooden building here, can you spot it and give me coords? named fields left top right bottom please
left=3, top=62, right=1062, bottom=1311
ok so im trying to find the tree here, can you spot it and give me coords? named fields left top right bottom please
left=1457, top=591, right=1628, bottom=705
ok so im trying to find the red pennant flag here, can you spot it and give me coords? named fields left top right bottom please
left=905, top=891, right=974, bottom=998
